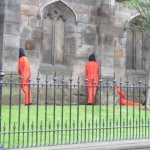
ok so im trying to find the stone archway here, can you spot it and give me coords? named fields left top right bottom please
left=126, top=13, right=149, bottom=71
left=38, top=0, right=78, bottom=65
left=125, top=13, right=150, bottom=107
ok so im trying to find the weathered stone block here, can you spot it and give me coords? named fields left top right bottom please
left=0, top=0, right=5, bottom=8
left=114, top=10, right=131, bottom=27
left=89, top=6, right=98, bottom=16
left=71, top=3, right=89, bottom=14
left=13, top=25, right=20, bottom=35
left=0, top=14, right=4, bottom=22
left=116, top=1, right=129, bottom=11
left=21, top=15, right=28, bottom=26
left=5, top=24, right=12, bottom=33
left=42, top=32, right=52, bottom=64
left=3, top=35, right=20, bottom=48
left=102, top=56, right=114, bottom=67
left=4, top=48, right=18, bottom=61
left=29, top=16, right=39, bottom=28
left=78, top=14, right=92, bottom=24
left=101, top=66, right=114, bottom=77
left=75, top=23, right=86, bottom=33
left=6, top=0, right=21, bottom=11
left=85, top=24, right=96, bottom=33
left=5, top=10, right=21, bottom=23
left=21, top=4, right=39, bottom=16
left=64, top=54, right=75, bottom=66
left=74, top=33, right=82, bottom=48
left=82, top=33, right=96, bottom=45
left=38, top=0, right=47, bottom=6
left=31, top=29, right=42, bottom=39
left=26, top=50, right=40, bottom=62
left=65, top=22, right=75, bottom=33
left=65, top=0, right=96, bottom=5
left=65, top=35, right=76, bottom=54
left=3, top=61, right=18, bottom=72
left=39, top=64, right=72, bottom=76
left=43, top=17, right=52, bottom=32
left=97, top=16, right=114, bottom=24
left=98, top=5, right=114, bottom=17
left=4, top=23, right=20, bottom=35
left=98, top=24, right=114, bottom=46
left=101, top=0, right=115, bottom=6
left=76, top=45, right=96, bottom=56
left=0, top=23, right=4, bottom=34
left=115, top=27, right=125, bottom=38
left=22, top=0, right=39, bottom=5
left=0, top=0, right=4, bottom=22
left=34, top=38, right=42, bottom=51
left=20, top=38, right=27, bottom=50
left=0, top=35, right=3, bottom=57
left=20, top=26, right=32, bottom=37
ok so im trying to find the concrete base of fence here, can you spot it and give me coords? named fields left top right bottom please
left=12, top=139, right=150, bottom=150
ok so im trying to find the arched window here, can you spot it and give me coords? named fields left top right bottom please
left=38, top=0, right=78, bottom=65
left=126, top=18, right=144, bottom=70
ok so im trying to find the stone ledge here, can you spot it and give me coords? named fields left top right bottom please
left=126, top=70, right=147, bottom=75
left=12, top=139, right=150, bottom=150
left=39, top=63, right=72, bottom=76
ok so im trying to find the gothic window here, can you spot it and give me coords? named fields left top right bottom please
left=38, top=0, right=78, bottom=65
left=126, top=20, right=144, bottom=70
left=42, top=8, right=65, bottom=65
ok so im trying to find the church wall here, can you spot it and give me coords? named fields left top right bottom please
left=114, top=1, right=148, bottom=82
left=0, top=0, right=5, bottom=68
left=20, top=0, right=40, bottom=78
left=2, top=0, right=21, bottom=72
left=1, top=0, right=149, bottom=83
left=96, top=0, right=115, bottom=79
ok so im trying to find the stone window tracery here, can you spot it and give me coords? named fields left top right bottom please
left=126, top=19, right=144, bottom=70
left=38, top=0, right=78, bottom=65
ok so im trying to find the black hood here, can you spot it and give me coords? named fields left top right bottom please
left=19, top=48, right=26, bottom=58
left=88, top=53, right=95, bottom=61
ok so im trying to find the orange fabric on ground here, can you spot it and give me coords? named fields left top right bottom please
left=18, top=56, right=32, bottom=105
left=86, top=61, right=99, bottom=104
left=116, top=86, right=141, bottom=106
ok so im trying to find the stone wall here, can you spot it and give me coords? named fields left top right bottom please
left=0, top=0, right=5, bottom=66
left=20, top=0, right=41, bottom=79
left=114, top=1, right=149, bottom=82
left=97, top=0, right=115, bottom=79
left=2, top=0, right=21, bottom=72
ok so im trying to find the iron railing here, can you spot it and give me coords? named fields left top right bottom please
left=0, top=71, right=150, bottom=149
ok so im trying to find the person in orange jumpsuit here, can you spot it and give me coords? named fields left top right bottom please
left=85, top=53, right=99, bottom=104
left=116, top=86, right=141, bottom=106
left=18, top=48, right=32, bottom=105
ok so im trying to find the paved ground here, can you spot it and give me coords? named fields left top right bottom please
left=11, top=139, right=150, bottom=150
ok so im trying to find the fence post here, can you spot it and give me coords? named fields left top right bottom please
left=0, top=69, right=5, bottom=149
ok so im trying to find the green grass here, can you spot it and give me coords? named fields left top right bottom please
left=1, top=105, right=150, bottom=148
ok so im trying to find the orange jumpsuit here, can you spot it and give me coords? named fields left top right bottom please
left=86, top=61, right=99, bottom=104
left=18, top=56, right=32, bottom=105
left=116, top=86, right=141, bottom=106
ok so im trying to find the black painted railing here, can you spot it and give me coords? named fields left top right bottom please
left=0, top=71, right=150, bottom=149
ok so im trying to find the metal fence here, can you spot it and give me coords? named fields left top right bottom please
left=0, top=71, right=150, bottom=149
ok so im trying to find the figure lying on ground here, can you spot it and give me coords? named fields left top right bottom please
left=116, top=86, right=145, bottom=106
